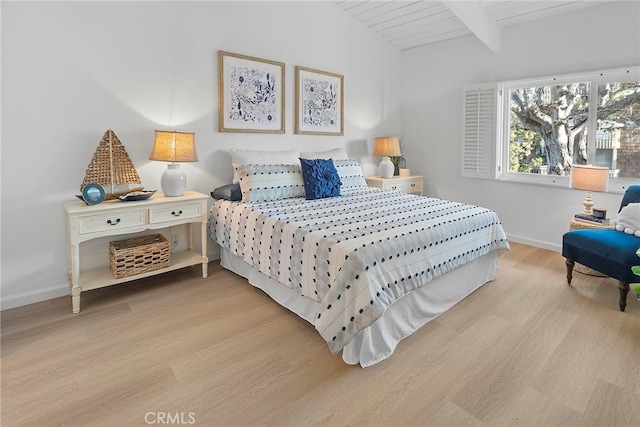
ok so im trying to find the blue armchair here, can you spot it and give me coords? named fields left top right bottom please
left=562, top=185, right=640, bottom=311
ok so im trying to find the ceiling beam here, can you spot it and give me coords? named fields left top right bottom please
left=443, top=1, right=502, bottom=53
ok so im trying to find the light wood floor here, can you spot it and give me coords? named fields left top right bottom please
left=2, top=242, right=639, bottom=426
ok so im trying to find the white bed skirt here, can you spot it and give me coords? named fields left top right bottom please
left=221, top=248, right=500, bottom=367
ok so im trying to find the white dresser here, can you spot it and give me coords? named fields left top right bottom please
left=365, top=175, right=424, bottom=196
left=64, top=191, right=209, bottom=313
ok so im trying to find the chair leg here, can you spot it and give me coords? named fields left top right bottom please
left=619, top=282, right=629, bottom=312
left=565, top=259, right=575, bottom=285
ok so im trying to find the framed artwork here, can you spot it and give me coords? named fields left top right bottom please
left=295, top=66, right=344, bottom=136
left=218, top=51, right=285, bottom=133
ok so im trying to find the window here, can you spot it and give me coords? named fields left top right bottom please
left=464, top=67, right=640, bottom=193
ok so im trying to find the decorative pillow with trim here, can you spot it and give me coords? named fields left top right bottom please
left=299, top=158, right=342, bottom=200
left=300, top=148, right=349, bottom=160
left=236, top=164, right=305, bottom=203
left=614, top=202, right=640, bottom=237
left=333, top=159, right=368, bottom=191
left=230, top=148, right=300, bottom=183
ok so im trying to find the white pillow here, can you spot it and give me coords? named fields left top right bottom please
left=236, top=164, right=305, bottom=203
left=299, top=148, right=348, bottom=160
left=230, top=148, right=300, bottom=183
left=333, top=159, right=368, bottom=191
left=614, top=203, right=640, bottom=237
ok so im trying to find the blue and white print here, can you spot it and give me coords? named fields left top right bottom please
left=302, top=76, right=338, bottom=128
left=228, top=64, right=278, bottom=124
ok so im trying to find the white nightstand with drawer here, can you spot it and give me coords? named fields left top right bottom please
left=64, top=191, right=209, bottom=313
left=365, top=175, right=424, bottom=196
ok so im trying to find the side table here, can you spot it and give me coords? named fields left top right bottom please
left=65, top=191, right=209, bottom=313
left=365, top=175, right=424, bottom=196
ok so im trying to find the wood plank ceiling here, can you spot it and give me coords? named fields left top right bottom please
left=335, top=1, right=610, bottom=52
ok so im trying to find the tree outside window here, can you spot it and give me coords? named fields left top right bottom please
left=505, top=70, right=640, bottom=184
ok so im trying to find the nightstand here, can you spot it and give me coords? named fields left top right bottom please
left=569, top=218, right=614, bottom=276
left=64, top=191, right=209, bottom=313
left=365, top=175, right=424, bottom=196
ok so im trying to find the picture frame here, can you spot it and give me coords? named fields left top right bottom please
left=295, top=66, right=344, bottom=136
left=218, top=51, right=285, bottom=133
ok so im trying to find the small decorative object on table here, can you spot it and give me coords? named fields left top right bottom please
left=592, top=208, right=607, bottom=219
left=118, top=190, right=156, bottom=202
left=391, top=155, right=406, bottom=176
left=391, top=138, right=405, bottom=175
left=574, top=213, right=610, bottom=225
left=79, top=129, right=146, bottom=200
left=80, top=183, right=106, bottom=205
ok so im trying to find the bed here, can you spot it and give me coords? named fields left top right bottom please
left=209, top=150, right=510, bottom=367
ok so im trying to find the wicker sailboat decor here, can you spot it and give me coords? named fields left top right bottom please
left=81, top=129, right=143, bottom=197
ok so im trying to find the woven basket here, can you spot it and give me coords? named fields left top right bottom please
left=109, top=234, right=170, bottom=279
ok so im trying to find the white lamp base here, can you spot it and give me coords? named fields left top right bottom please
left=582, top=191, right=594, bottom=215
left=161, top=163, right=187, bottom=197
left=379, top=156, right=394, bottom=178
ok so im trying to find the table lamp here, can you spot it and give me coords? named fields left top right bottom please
left=373, top=136, right=401, bottom=178
left=570, top=164, right=609, bottom=215
left=149, top=130, right=198, bottom=197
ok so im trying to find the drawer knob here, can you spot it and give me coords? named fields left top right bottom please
left=411, top=183, right=416, bottom=187
left=171, top=210, right=183, bottom=217
left=107, top=218, right=121, bottom=226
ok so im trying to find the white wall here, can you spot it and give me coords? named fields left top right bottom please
left=401, top=1, right=640, bottom=251
left=0, top=1, right=402, bottom=309
left=4, top=1, right=638, bottom=311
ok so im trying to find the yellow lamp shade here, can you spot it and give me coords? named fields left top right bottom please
left=149, top=130, right=198, bottom=163
left=372, top=136, right=401, bottom=157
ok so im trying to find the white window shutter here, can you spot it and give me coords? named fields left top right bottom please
left=462, top=83, right=499, bottom=179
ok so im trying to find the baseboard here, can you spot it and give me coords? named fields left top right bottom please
left=1, top=247, right=224, bottom=312
left=1, top=284, right=69, bottom=311
left=506, top=233, right=561, bottom=253
left=2, top=241, right=557, bottom=312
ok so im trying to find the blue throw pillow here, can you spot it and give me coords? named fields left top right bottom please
left=299, top=158, right=342, bottom=200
